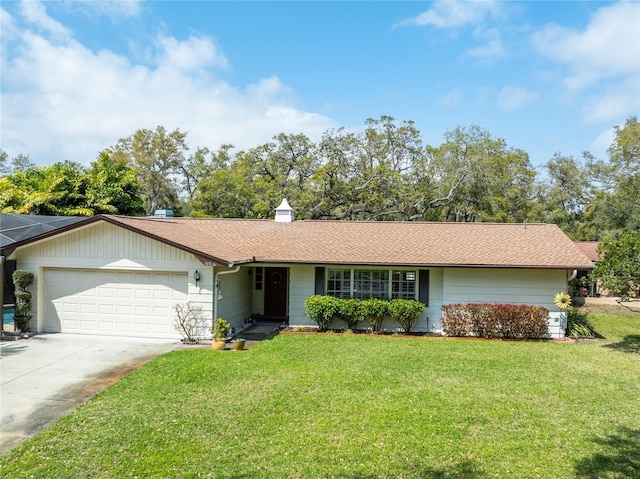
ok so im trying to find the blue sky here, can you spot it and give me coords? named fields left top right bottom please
left=1, top=1, right=639, bottom=168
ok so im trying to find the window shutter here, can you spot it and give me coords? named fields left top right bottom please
left=315, top=267, right=325, bottom=295
left=418, top=270, right=429, bottom=306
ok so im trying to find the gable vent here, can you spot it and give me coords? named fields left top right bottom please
left=274, top=198, right=294, bottom=223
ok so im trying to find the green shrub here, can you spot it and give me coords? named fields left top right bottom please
left=212, top=317, right=230, bottom=339
left=12, top=270, right=34, bottom=289
left=566, top=306, right=598, bottom=338
left=304, top=295, right=340, bottom=331
left=441, top=303, right=549, bottom=339
left=338, top=298, right=360, bottom=330
left=361, top=298, right=389, bottom=333
left=388, top=299, right=425, bottom=334
left=305, top=296, right=425, bottom=334
left=12, top=269, right=34, bottom=332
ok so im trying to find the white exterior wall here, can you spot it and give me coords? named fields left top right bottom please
left=287, top=265, right=567, bottom=338
left=442, top=268, right=568, bottom=338
left=289, top=264, right=316, bottom=324
left=215, top=266, right=252, bottom=333
left=288, top=265, right=441, bottom=333
left=12, top=222, right=213, bottom=335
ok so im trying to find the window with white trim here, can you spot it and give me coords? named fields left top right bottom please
left=392, top=271, right=416, bottom=299
left=354, top=269, right=389, bottom=299
left=326, top=268, right=417, bottom=300
left=327, top=269, right=351, bottom=298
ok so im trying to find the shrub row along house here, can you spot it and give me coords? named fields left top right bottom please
left=1, top=200, right=593, bottom=339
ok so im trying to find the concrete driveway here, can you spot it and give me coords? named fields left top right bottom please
left=0, top=333, right=178, bottom=455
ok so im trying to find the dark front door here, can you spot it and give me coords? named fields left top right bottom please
left=264, top=267, right=288, bottom=319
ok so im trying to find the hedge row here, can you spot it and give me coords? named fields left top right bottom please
left=304, top=296, right=425, bottom=333
left=441, top=303, right=549, bottom=339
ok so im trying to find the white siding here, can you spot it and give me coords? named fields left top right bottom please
left=288, top=265, right=442, bottom=333
left=442, top=268, right=568, bottom=338
left=289, top=264, right=316, bottom=325
left=13, top=221, right=213, bottom=334
left=442, top=268, right=566, bottom=306
left=215, top=267, right=252, bottom=332
left=288, top=266, right=567, bottom=338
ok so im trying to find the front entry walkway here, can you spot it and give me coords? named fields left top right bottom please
left=237, top=322, right=281, bottom=347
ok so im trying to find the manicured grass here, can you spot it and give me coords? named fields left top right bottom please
left=2, top=306, right=639, bottom=478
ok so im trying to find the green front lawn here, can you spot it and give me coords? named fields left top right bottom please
left=2, top=306, right=639, bottom=478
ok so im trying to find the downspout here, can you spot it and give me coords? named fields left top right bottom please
left=212, top=265, right=241, bottom=322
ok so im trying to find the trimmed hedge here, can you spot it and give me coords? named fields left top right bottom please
left=12, top=269, right=34, bottom=332
left=388, top=299, right=425, bottom=334
left=304, top=296, right=425, bottom=333
left=441, top=303, right=549, bottom=339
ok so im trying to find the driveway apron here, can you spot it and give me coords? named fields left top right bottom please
left=0, top=333, right=178, bottom=455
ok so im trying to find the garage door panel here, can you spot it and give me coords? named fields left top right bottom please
left=135, top=305, right=151, bottom=316
left=98, top=304, right=114, bottom=315
left=134, top=288, right=151, bottom=300
left=44, top=269, right=188, bottom=338
left=115, top=322, right=132, bottom=333
left=116, top=288, right=133, bottom=299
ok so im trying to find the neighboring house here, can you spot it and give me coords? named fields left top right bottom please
left=574, top=241, right=600, bottom=297
left=0, top=202, right=594, bottom=339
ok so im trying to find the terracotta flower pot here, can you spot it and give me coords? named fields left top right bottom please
left=211, top=339, right=226, bottom=350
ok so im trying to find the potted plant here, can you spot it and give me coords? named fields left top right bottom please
left=212, top=317, right=230, bottom=350
left=233, top=338, right=247, bottom=350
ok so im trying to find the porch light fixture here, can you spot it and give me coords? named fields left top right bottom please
left=194, top=270, right=201, bottom=285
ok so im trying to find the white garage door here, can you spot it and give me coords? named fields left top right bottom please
left=44, top=269, right=188, bottom=338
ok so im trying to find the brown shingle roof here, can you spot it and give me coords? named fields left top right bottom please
left=97, top=216, right=593, bottom=269
left=574, top=241, right=600, bottom=262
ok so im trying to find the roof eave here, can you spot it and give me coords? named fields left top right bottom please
left=242, top=258, right=595, bottom=269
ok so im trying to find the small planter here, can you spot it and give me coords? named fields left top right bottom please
left=211, top=339, right=226, bottom=350
left=233, top=338, right=246, bottom=350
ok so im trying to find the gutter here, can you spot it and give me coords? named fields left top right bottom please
left=212, top=265, right=241, bottom=321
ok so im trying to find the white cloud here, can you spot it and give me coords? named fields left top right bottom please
left=397, top=0, right=503, bottom=29
left=583, top=76, right=640, bottom=123
left=440, top=89, right=461, bottom=107
left=531, top=1, right=640, bottom=90
left=591, top=127, right=615, bottom=157
left=466, top=38, right=504, bottom=61
left=497, top=86, right=538, bottom=111
left=0, top=2, right=336, bottom=165
left=76, top=1, right=142, bottom=19
left=20, top=0, right=70, bottom=39
left=156, top=35, right=228, bottom=71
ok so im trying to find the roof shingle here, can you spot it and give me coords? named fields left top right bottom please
left=101, top=216, right=594, bottom=269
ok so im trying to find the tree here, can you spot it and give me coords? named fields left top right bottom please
left=592, top=231, right=640, bottom=300
left=189, top=145, right=258, bottom=218
left=0, top=150, right=8, bottom=177
left=585, top=117, right=640, bottom=237
left=530, top=154, right=593, bottom=239
left=429, top=125, right=536, bottom=223
left=85, top=152, right=145, bottom=215
left=0, top=155, right=145, bottom=216
left=0, top=162, right=93, bottom=216
left=112, top=126, right=188, bottom=215
left=0, top=150, right=35, bottom=176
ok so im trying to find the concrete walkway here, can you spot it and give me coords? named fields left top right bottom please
left=0, top=333, right=178, bottom=455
